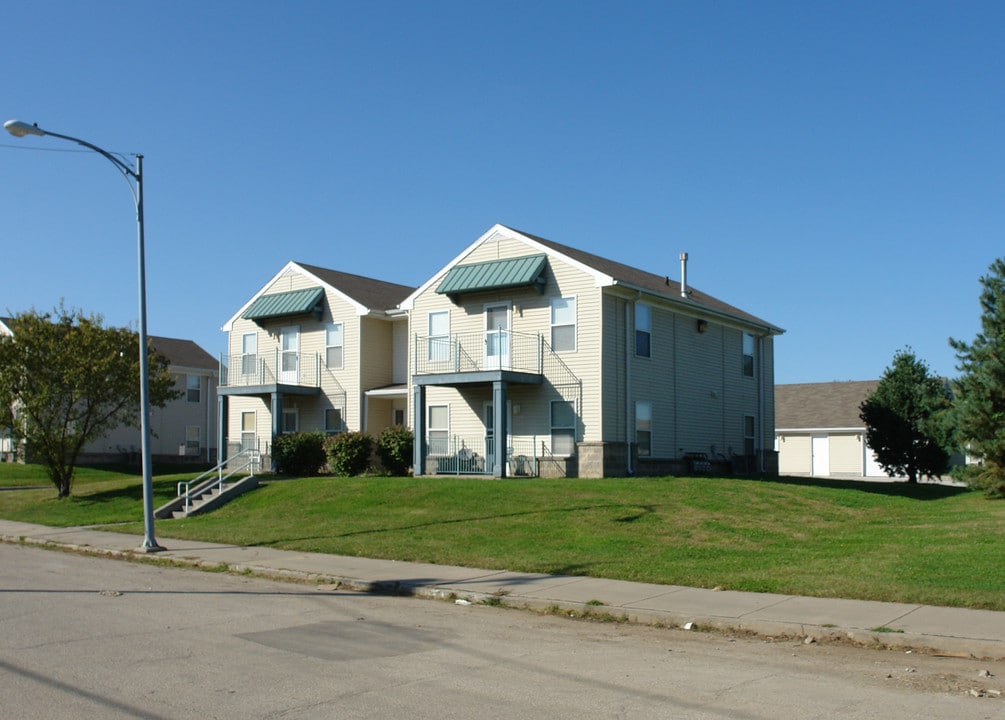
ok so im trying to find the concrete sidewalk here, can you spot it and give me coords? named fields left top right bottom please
left=3, top=519, right=1003, bottom=660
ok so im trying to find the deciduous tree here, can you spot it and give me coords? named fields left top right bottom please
left=0, top=305, right=178, bottom=497
left=859, top=349, right=952, bottom=483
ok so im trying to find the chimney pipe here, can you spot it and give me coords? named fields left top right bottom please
left=679, top=252, right=689, bottom=298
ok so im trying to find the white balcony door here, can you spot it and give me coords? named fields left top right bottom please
left=484, top=303, right=510, bottom=370
left=280, top=326, right=299, bottom=383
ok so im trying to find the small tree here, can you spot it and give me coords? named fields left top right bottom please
left=949, top=257, right=1005, bottom=497
left=859, top=348, right=953, bottom=483
left=375, top=425, right=413, bottom=476
left=0, top=305, right=178, bottom=497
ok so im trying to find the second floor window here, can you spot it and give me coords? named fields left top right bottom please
left=428, top=311, right=449, bottom=362
left=241, top=333, right=257, bottom=375
left=326, top=323, right=344, bottom=369
left=635, top=303, right=651, bottom=358
left=186, top=374, right=200, bottom=403
left=743, top=333, right=755, bottom=377
left=551, top=296, right=576, bottom=352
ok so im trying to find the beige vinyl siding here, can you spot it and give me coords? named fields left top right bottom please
left=628, top=302, right=680, bottom=457
left=392, top=318, right=408, bottom=385
left=410, top=236, right=602, bottom=451
left=778, top=434, right=812, bottom=474
left=600, top=294, right=628, bottom=444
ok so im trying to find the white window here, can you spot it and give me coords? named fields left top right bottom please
left=550, top=296, right=577, bottom=352
left=325, top=408, right=344, bottom=433
left=240, top=412, right=256, bottom=452
left=743, top=333, right=755, bottom=377
left=428, top=405, right=449, bottom=455
left=241, top=333, right=258, bottom=376
left=551, top=400, right=576, bottom=456
left=186, top=374, right=200, bottom=403
left=636, top=401, right=652, bottom=457
left=428, top=311, right=449, bottom=362
left=185, top=426, right=200, bottom=455
left=635, top=303, right=651, bottom=358
left=326, top=323, right=344, bottom=369
left=744, top=415, right=756, bottom=456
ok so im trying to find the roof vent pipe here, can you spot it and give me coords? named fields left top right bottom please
left=679, top=252, right=689, bottom=298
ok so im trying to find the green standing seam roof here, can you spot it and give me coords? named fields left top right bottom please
left=241, top=287, right=325, bottom=321
left=435, top=254, right=548, bottom=297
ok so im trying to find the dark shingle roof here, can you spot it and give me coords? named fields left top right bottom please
left=775, top=381, right=879, bottom=430
left=296, top=262, right=414, bottom=312
left=149, top=336, right=217, bottom=371
left=512, top=228, right=781, bottom=333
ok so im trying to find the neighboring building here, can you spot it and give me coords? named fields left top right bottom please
left=774, top=380, right=894, bottom=478
left=0, top=317, right=219, bottom=464
left=81, top=336, right=220, bottom=464
left=403, top=224, right=784, bottom=478
left=219, top=262, right=414, bottom=467
left=0, top=318, right=12, bottom=459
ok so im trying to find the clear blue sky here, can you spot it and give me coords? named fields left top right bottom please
left=2, top=1, right=1002, bottom=384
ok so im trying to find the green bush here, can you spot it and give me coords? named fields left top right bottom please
left=272, top=432, right=328, bottom=476
left=376, top=425, right=413, bottom=476
left=325, top=431, right=373, bottom=476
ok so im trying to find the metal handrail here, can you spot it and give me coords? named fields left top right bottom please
left=177, top=448, right=260, bottom=513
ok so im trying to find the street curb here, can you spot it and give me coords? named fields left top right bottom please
left=4, top=532, right=1003, bottom=661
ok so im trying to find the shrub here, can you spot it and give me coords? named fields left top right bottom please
left=325, top=431, right=373, bottom=476
left=376, top=425, right=413, bottom=476
left=272, top=432, right=328, bottom=476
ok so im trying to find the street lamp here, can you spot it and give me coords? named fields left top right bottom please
left=4, top=119, right=163, bottom=552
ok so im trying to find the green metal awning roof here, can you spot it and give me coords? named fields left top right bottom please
left=435, top=254, right=548, bottom=298
left=241, top=287, right=325, bottom=321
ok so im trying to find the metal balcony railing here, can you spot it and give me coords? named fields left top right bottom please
left=219, top=351, right=322, bottom=389
left=413, top=330, right=545, bottom=377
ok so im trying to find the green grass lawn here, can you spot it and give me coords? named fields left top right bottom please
left=2, top=464, right=1003, bottom=610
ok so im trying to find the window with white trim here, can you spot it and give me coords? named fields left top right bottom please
left=551, top=400, right=576, bottom=456
left=240, top=412, right=256, bottom=452
left=743, top=333, right=755, bottom=377
left=428, top=311, right=449, bottom=362
left=186, top=374, right=200, bottom=403
left=241, top=333, right=258, bottom=376
left=326, top=323, right=344, bottom=369
left=744, top=415, right=756, bottom=456
left=185, top=425, right=200, bottom=455
left=550, top=296, right=577, bottom=352
left=325, top=408, right=344, bottom=433
left=635, top=303, right=651, bottom=358
left=428, top=404, right=449, bottom=455
left=636, top=401, right=652, bottom=457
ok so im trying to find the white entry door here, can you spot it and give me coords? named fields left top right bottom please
left=811, top=435, right=830, bottom=477
left=484, top=304, right=510, bottom=370
left=280, top=326, right=299, bottom=383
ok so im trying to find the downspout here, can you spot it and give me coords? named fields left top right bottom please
left=758, top=335, right=765, bottom=473
left=625, top=298, right=634, bottom=475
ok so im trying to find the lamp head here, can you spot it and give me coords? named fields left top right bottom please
left=4, top=120, right=45, bottom=138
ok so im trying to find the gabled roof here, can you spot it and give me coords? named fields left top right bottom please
left=222, top=262, right=415, bottom=332
left=775, top=381, right=879, bottom=430
left=149, top=336, right=218, bottom=372
left=402, top=224, right=783, bottom=334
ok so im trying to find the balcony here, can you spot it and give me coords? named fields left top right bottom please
left=413, top=330, right=547, bottom=386
left=219, top=351, right=323, bottom=395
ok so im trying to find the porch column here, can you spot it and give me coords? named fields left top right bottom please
left=217, top=394, right=226, bottom=465
left=492, top=380, right=508, bottom=478
left=412, top=384, right=426, bottom=476
left=270, top=392, right=283, bottom=471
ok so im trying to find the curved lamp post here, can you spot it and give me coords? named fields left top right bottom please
left=4, top=119, right=163, bottom=552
